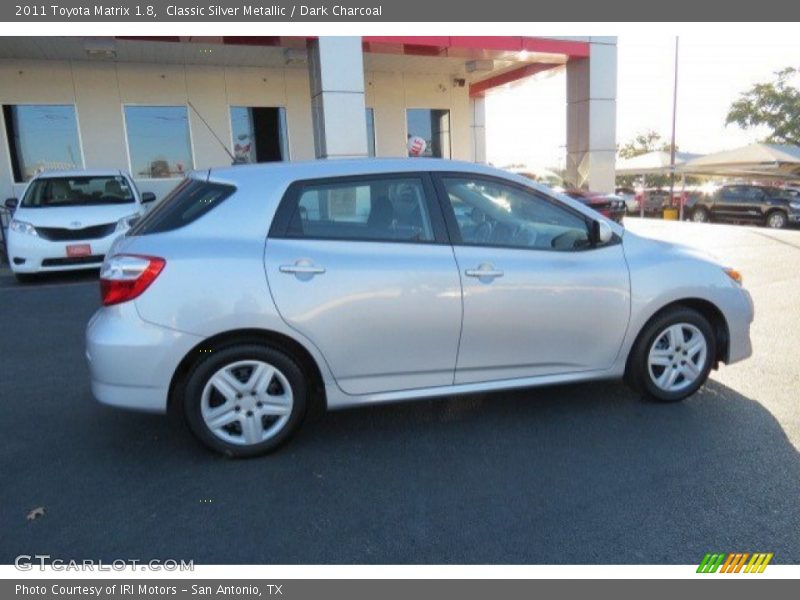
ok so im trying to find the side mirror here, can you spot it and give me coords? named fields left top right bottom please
left=141, top=192, right=156, bottom=204
left=4, top=197, right=18, bottom=210
left=593, top=220, right=613, bottom=245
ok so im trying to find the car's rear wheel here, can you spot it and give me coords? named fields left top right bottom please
left=692, top=207, right=710, bottom=223
left=766, top=210, right=787, bottom=229
left=626, top=307, right=716, bottom=402
left=183, top=344, right=308, bottom=457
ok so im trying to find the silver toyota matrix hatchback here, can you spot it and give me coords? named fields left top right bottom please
left=86, top=159, right=754, bottom=457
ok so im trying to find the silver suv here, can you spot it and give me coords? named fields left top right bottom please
left=86, top=159, right=754, bottom=457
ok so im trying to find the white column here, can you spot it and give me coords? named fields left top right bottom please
left=308, top=37, right=368, bottom=159
left=566, top=37, right=617, bottom=193
left=470, top=96, right=487, bottom=163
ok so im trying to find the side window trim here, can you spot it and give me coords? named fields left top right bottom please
left=429, top=171, right=604, bottom=252
left=268, top=172, right=450, bottom=245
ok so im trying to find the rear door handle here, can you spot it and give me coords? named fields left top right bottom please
left=279, top=264, right=326, bottom=275
left=465, top=265, right=504, bottom=279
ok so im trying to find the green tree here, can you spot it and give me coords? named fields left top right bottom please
left=619, top=130, right=670, bottom=159
left=726, top=67, right=800, bottom=146
left=617, top=130, right=673, bottom=187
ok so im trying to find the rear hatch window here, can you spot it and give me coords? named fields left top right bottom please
left=129, top=178, right=235, bottom=235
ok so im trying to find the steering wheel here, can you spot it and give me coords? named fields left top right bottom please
left=551, top=230, right=585, bottom=250
left=510, top=224, right=536, bottom=248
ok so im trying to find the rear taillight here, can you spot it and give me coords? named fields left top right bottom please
left=100, top=254, right=165, bottom=306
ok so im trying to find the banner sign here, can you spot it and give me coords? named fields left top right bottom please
left=2, top=1, right=799, bottom=22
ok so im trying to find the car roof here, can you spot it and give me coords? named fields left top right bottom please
left=31, top=169, right=128, bottom=179
left=205, top=158, right=513, bottom=183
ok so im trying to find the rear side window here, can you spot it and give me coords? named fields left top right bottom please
left=129, top=178, right=235, bottom=235
left=279, top=176, right=435, bottom=243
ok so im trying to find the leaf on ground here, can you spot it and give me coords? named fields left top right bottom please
left=26, top=506, right=46, bottom=521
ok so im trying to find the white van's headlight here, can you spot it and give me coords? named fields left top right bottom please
left=115, top=214, right=140, bottom=232
left=9, top=219, right=38, bottom=236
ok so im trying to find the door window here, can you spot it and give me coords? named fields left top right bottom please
left=720, top=187, right=744, bottom=201
left=286, top=177, right=435, bottom=243
left=441, top=177, right=592, bottom=251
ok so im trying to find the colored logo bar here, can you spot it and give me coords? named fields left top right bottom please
left=697, top=552, right=773, bottom=573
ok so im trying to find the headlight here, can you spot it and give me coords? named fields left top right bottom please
left=115, top=214, right=140, bottom=232
left=789, top=201, right=800, bottom=210
left=9, top=219, right=38, bottom=236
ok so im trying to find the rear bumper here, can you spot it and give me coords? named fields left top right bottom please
left=86, top=302, right=203, bottom=413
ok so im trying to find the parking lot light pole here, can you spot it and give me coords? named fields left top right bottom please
left=669, top=37, right=680, bottom=220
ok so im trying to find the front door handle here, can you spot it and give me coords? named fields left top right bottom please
left=465, top=264, right=504, bottom=279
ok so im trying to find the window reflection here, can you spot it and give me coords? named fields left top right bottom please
left=406, top=109, right=450, bottom=158
left=2, top=104, right=82, bottom=182
left=124, top=106, right=193, bottom=179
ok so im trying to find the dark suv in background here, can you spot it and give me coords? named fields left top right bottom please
left=687, top=184, right=800, bottom=229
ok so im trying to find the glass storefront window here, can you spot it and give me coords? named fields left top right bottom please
left=230, top=106, right=289, bottom=163
left=124, top=105, right=194, bottom=179
left=2, top=104, right=82, bottom=182
left=406, top=109, right=451, bottom=158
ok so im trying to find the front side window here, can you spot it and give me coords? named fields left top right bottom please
left=406, top=109, right=450, bottom=158
left=720, top=187, right=744, bottom=201
left=21, top=176, right=135, bottom=208
left=2, top=104, right=82, bottom=182
left=230, top=106, right=289, bottom=163
left=286, top=177, right=434, bottom=243
left=124, top=106, right=193, bottom=179
left=442, top=177, right=592, bottom=251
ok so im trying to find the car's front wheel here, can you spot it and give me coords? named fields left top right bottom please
left=183, top=344, right=308, bottom=457
left=627, top=307, right=716, bottom=402
left=766, top=210, right=788, bottom=229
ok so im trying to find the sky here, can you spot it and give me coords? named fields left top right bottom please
left=485, top=35, right=800, bottom=171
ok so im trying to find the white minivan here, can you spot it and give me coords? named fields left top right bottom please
left=4, top=170, right=155, bottom=281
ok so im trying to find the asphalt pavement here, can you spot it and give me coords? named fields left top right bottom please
left=1, top=219, right=799, bottom=564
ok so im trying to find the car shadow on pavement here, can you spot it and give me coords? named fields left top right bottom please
left=49, top=376, right=800, bottom=565
left=0, top=268, right=99, bottom=287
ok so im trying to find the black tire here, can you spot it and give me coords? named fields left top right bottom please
left=183, top=344, right=308, bottom=457
left=691, top=207, right=710, bottom=223
left=626, top=306, right=716, bottom=403
left=765, top=210, right=788, bottom=229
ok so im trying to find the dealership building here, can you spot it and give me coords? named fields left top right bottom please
left=0, top=36, right=617, bottom=201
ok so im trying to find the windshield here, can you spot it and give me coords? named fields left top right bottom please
left=21, top=176, right=135, bottom=208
